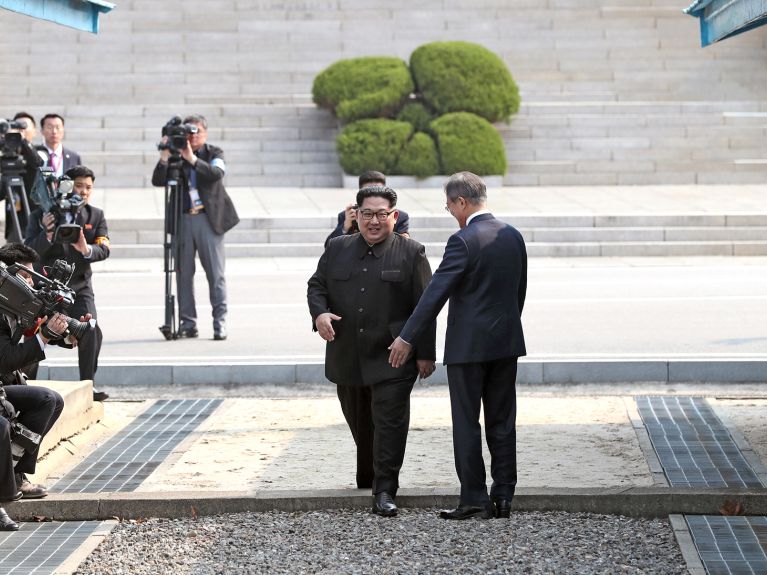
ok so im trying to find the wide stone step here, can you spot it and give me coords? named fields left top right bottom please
left=108, top=239, right=767, bottom=258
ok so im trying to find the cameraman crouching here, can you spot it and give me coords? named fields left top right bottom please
left=25, top=165, right=110, bottom=402
left=0, top=244, right=67, bottom=530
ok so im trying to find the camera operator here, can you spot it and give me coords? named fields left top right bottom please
left=152, top=114, right=239, bottom=341
left=1, top=113, right=44, bottom=240
left=24, top=165, right=110, bottom=402
left=0, top=243, right=69, bottom=530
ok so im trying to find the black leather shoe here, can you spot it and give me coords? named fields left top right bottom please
left=15, top=473, right=47, bottom=500
left=213, top=326, right=227, bottom=341
left=372, top=492, right=398, bottom=517
left=177, top=326, right=198, bottom=339
left=439, top=503, right=494, bottom=520
left=493, top=498, right=512, bottom=519
left=93, top=389, right=109, bottom=402
left=0, top=508, right=18, bottom=531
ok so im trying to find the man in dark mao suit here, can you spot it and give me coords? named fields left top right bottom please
left=389, top=171, right=527, bottom=520
left=25, top=165, right=111, bottom=401
left=308, top=185, right=436, bottom=517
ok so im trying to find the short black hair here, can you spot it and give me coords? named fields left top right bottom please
left=40, top=113, right=65, bottom=129
left=13, top=111, right=35, bottom=126
left=358, top=170, right=386, bottom=188
left=0, top=243, right=39, bottom=267
left=356, top=185, right=397, bottom=209
left=65, top=165, right=96, bottom=182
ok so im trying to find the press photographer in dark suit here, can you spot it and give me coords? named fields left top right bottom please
left=0, top=243, right=69, bottom=531
left=308, top=185, right=436, bottom=518
left=2, top=112, right=44, bottom=241
left=25, top=166, right=110, bottom=402
left=151, top=114, right=239, bottom=340
left=389, top=172, right=528, bottom=521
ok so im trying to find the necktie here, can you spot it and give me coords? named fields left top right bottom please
left=49, top=152, right=58, bottom=172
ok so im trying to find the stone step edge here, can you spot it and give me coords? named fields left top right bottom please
left=9, top=487, right=767, bottom=521
left=34, top=359, right=767, bottom=386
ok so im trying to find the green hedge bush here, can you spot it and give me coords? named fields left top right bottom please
left=410, top=41, right=520, bottom=123
left=393, top=133, right=440, bottom=178
left=431, top=112, right=507, bottom=175
left=395, top=102, right=434, bottom=134
left=336, top=119, right=413, bottom=175
left=312, top=57, right=414, bottom=123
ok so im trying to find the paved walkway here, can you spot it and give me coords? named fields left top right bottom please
left=93, top=183, right=766, bottom=220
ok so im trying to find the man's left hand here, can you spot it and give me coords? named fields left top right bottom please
left=388, top=336, right=413, bottom=368
left=72, top=229, right=90, bottom=256
left=416, top=360, right=435, bottom=380
left=181, top=141, right=196, bottom=165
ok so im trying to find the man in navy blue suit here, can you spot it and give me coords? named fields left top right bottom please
left=388, top=171, right=527, bottom=520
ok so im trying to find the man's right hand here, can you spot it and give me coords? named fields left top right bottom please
left=40, top=312, right=68, bottom=344
left=315, top=312, right=341, bottom=342
left=342, top=204, right=357, bottom=232
left=42, top=212, right=56, bottom=241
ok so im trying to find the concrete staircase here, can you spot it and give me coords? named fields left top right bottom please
left=0, top=1, right=765, bottom=188
left=102, top=213, right=767, bottom=258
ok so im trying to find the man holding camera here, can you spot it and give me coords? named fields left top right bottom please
left=25, top=165, right=110, bottom=402
left=0, top=243, right=68, bottom=530
left=152, top=114, right=239, bottom=341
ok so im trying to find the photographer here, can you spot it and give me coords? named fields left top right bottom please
left=152, top=114, right=239, bottom=340
left=25, top=165, right=110, bottom=402
left=0, top=243, right=68, bottom=530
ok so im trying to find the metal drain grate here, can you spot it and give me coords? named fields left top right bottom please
left=686, top=515, right=767, bottom=574
left=0, top=521, right=108, bottom=575
left=53, top=398, right=222, bottom=493
left=635, top=396, right=762, bottom=488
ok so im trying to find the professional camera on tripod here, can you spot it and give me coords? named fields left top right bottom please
left=29, top=168, right=85, bottom=244
left=156, top=116, right=197, bottom=340
left=0, top=258, right=95, bottom=342
left=0, top=119, right=33, bottom=243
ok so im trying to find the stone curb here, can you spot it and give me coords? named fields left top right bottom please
left=35, top=359, right=767, bottom=386
left=8, top=487, right=767, bottom=521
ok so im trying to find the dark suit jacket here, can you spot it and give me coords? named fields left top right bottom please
left=325, top=209, right=410, bottom=247
left=24, top=204, right=110, bottom=294
left=400, top=213, right=527, bottom=365
left=36, top=146, right=81, bottom=174
left=151, top=143, right=239, bottom=235
left=0, top=314, right=45, bottom=377
left=308, top=233, right=436, bottom=387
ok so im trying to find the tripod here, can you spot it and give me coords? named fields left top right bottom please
left=159, top=152, right=185, bottom=340
left=1, top=156, right=31, bottom=244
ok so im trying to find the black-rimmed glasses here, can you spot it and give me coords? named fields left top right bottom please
left=359, top=209, right=395, bottom=221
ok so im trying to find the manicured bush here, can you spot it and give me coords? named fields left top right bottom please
left=312, top=57, right=414, bottom=122
left=336, top=119, right=413, bottom=175
left=431, top=112, right=507, bottom=175
left=393, top=133, right=440, bottom=178
left=410, top=41, right=520, bottom=123
left=395, top=102, right=434, bottom=134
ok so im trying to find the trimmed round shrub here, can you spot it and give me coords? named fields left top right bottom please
left=312, top=57, right=414, bottom=122
left=431, top=112, right=507, bottom=175
left=336, top=119, right=413, bottom=175
left=395, top=102, right=434, bottom=134
left=393, top=133, right=440, bottom=178
left=410, top=42, right=520, bottom=123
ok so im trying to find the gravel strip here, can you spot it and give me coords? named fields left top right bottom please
left=76, top=509, right=687, bottom=574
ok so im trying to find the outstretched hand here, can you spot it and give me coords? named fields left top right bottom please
left=388, top=336, right=413, bottom=368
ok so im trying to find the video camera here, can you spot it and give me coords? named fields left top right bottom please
left=158, top=116, right=198, bottom=153
left=0, top=259, right=95, bottom=341
left=0, top=119, right=25, bottom=159
left=29, top=168, right=85, bottom=243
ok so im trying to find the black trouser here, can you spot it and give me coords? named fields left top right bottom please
left=0, top=385, right=64, bottom=500
left=447, top=356, right=518, bottom=506
left=336, top=376, right=415, bottom=497
left=25, top=287, right=102, bottom=382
